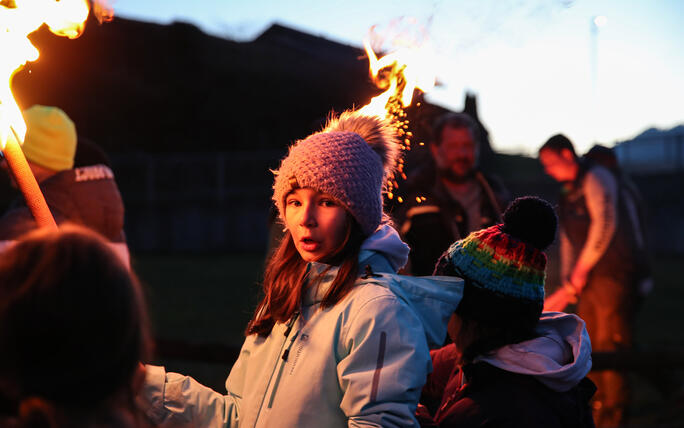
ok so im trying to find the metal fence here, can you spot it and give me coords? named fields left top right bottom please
left=111, top=150, right=284, bottom=252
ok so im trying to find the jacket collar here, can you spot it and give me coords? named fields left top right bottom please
left=301, top=248, right=396, bottom=306
left=302, top=262, right=339, bottom=305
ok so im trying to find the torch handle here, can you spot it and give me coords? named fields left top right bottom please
left=3, top=138, right=58, bottom=230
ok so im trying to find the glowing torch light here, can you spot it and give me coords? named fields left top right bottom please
left=358, top=26, right=436, bottom=119
left=358, top=23, right=437, bottom=200
left=0, top=0, right=112, bottom=229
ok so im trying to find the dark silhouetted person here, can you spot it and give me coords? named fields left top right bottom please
left=417, top=196, right=595, bottom=428
left=396, top=112, right=509, bottom=275
left=539, top=134, right=642, bottom=428
left=0, top=224, right=151, bottom=427
left=0, top=105, right=128, bottom=266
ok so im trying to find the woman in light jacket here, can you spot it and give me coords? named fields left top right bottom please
left=141, top=111, right=463, bottom=428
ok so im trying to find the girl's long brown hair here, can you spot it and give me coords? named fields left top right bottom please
left=247, top=217, right=365, bottom=337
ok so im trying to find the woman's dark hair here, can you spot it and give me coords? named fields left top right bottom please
left=538, top=133, right=577, bottom=158
left=0, top=224, right=151, bottom=426
left=436, top=196, right=557, bottom=365
left=247, top=214, right=365, bottom=337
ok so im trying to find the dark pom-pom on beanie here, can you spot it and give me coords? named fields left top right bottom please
left=501, top=196, right=557, bottom=251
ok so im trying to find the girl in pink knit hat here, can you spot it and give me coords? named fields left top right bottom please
left=140, top=111, right=464, bottom=428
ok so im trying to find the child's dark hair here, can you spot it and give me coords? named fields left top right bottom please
left=0, top=225, right=151, bottom=426
left=434, top=196, right=557, bottom=364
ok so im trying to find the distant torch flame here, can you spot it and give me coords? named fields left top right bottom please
left=0, top=0, right=111, bottom=229
left=358, top=29, right=436, bottom=119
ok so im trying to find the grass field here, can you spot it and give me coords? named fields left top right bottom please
left=133, top=251, right=684, bottom=421
left=134, top=252, right=684, bottom=348
left=131, top=252, right=264, bottom=391
left=132, top=252, right=264, bottom=346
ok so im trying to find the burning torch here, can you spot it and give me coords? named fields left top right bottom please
left=358, top=24, right=436, bottom=199
left=0, top=0, right=112, bottom=229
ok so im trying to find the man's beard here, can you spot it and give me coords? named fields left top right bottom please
left=437, top=164, right=475, bottom=184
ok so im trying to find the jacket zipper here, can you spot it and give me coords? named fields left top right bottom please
left=266, top=313, right=300, bottom=409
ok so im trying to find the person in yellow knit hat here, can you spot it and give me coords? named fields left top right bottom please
left=0, top=105, right=129, bottom=266
left=20, top=104, right=78, bottom=173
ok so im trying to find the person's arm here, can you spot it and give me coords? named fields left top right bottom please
left=559, top=228, right=573, bottom=283
left=338, top=294, right=432, bottom=427
left=139, top=365, right=240, bottom=428
left=420, top=344, right=459, bottom=416
left=570, top=168, right=618, bottom=292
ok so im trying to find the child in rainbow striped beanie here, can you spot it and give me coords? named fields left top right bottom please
left=433, top=196, right=553, bottom=347
left=417, top=196, right=596, bottom=428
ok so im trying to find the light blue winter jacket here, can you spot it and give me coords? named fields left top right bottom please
left=141, top=225, right=464, bottom=428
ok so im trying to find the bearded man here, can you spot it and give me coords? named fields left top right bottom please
left=396, top=112, right=509, bottom=275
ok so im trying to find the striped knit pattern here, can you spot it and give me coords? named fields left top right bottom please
left=273, top=131, right=384, bottom=236
left=445, top=224, right=546, bottom=303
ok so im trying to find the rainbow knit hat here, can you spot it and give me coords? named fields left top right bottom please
left=444, top=225, right=547, bottom=303
left=434, top=196, right=557, bottom=324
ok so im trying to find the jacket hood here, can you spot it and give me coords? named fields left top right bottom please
left=360, top=224, right=464, bottom=348
left=303, top=224, right=462, bottom=348
left=474, top=311, right=592, bottom=392
left=383, top=274, right=463, bottom=348
left=303, top=224, right=409, bottom=305
left=359, top=223, right=409, bottom=271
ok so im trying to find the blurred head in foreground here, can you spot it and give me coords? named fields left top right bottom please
left=0, top=224, right=150, bottom=427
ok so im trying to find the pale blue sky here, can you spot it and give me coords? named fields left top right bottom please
left=113, top=0, right=684, bottom=155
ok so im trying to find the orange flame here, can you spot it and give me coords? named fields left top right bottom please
left=358, top=23, right=436, bottom=200
left=0, top=0, right=112, bottom=229
left=0, top=0, right=97, bottom=149
left=358, top=26, right=436, bottom=119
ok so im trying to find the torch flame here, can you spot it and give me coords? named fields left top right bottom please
left=358, top=26, right=436, bottom=119
left=358, top=23, right=436, bottom=200
left=0, top=0, right=93, bottom=149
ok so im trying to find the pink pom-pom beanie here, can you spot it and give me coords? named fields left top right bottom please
left=272, top=112, right=399, bottom=236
